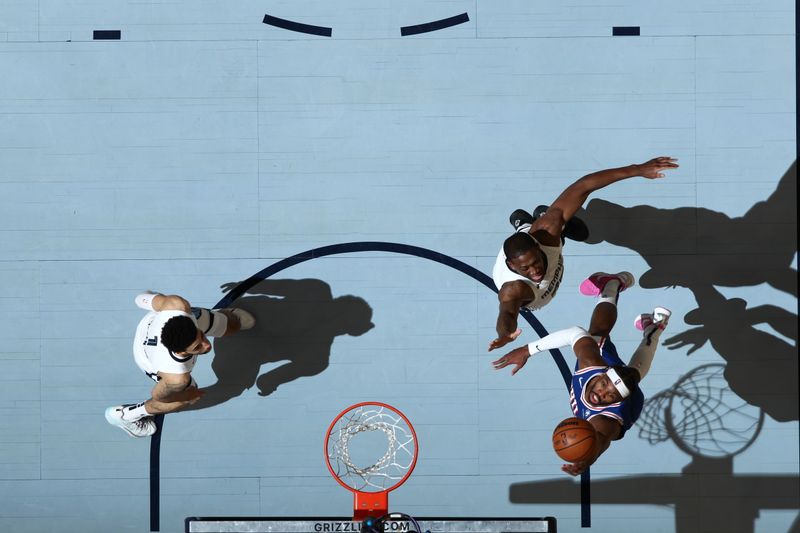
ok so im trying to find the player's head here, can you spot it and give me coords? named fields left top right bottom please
left=504, top=232, right=546, bottom=282
left=161, top=315, right=211, bottom=355
left=333, top=295, right=375, bottom=336
left=587, top=365, right=640, bottom=405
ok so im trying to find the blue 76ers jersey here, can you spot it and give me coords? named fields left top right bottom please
left=569, top=337, right=644, bottom=440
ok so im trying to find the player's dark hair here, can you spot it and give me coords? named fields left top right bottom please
left=161, top=315, right=198, bottom=353
left=503, top=232, right=537, bottom=259
left=611, top=364, right=641, bottom=395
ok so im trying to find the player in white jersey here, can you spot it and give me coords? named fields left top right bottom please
left=488, top=156, right=679, bottom=352
left=104, top=291, right=255, bottom=438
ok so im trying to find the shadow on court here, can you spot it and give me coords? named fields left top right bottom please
left=509, top=458, right=800, bottom=533
left=185, top=278, right=374, bottom=410
left=581, top=160, right=798, bottom=422
left=510, top=163, right=799, bottom=532
left=581, top=161, right=797, bottom=295
left=512, top=363, right=800, bottom=533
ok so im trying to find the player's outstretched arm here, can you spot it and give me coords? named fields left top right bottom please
left=561, top=416, right=620, bottom=476
left=489, top=282, right=533, bottom=351
left=493, top=326, right=592, bottom=373
left=541, top=156, right=679, bottom=230
left=135, top=291, right=191, bottom=313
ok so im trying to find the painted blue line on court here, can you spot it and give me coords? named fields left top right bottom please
left=150, top=241, right=584, bottom=530
left=612, top=26, right=640, bottom=36
left=149, top=414, right=164, bottom=531
left=401, top=13, right=470, bottom=36
left=263, top=14, right=332, bottom=37
left=213, top=242, right=573, bottom=383
left=93, top=30, right=121, bottom=40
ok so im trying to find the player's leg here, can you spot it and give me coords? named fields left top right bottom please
left=193, top=307, right=255, bottom=337
left=580, top=272, right=636, bottom=337
left=628, top=307, right=671, bottom=380
left=105, top=338, right=162, bottom=437
left=105, top=371, right=199, bottom=436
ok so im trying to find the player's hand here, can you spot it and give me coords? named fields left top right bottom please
left=635, top=156, right=679, bottom=179
left=662, top=327, right=709, bottom=355
left=220, top=282, right=239, bottom=294
left=488, top=329, right=522, bottom=351
left=561, top=460, right=591, bottom=476
left=492, top=346, right=530, bottom=376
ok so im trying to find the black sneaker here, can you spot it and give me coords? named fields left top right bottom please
left=564, top=216, right=589, bottom=242
left=509, top=209, right=534, bottom=230
left=532, top=205, right=549, bottom=220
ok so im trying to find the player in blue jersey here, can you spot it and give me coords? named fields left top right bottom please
left=491, top=271, right=671, bottom=475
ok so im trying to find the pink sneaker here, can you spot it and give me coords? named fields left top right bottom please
left=634, top=306, right=671, bottom=331
left=579, top=271, right=636, bottom=296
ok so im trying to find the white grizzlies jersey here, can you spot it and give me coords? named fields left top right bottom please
left=133, top=310, right=199, bottom=376
left=492, top=225, right=564, bottom=311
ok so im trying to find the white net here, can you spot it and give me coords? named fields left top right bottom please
left=327, top=403, right=417, bottom=492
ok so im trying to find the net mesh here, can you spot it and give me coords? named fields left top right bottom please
left=638, top=363, right=763, bottom=457
left=327, top=404, right=417, bottom=492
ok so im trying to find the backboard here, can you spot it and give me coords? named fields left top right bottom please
left=185, top=517, right=557, bottom=533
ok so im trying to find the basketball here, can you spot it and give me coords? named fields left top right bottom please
left=552, top=417, right=597, bottom=462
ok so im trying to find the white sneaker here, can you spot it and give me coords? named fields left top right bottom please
left=230, top=308, right=256, bottom=330
left=579, top=271, right=636, bottom=296
left=634, top=306, right=671, bottom=332
left=105, top=406, right=157, bottom=438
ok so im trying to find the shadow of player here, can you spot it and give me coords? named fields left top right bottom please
left=186, top=278, right=373, bottom=410
left=662, top=285, right=798, bottom=421
left=580, top=161, right=798, bottom=421
left=510, top=364, right=799, bottom=533
left=581, top=161, right=797, bottom=295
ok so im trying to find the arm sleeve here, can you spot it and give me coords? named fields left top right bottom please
left=527, top=326, right=593, bottom=356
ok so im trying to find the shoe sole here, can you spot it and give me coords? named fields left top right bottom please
left=653, top=306, right=672, bottom=321
left=634, top=307, right=672, bottom=331
left=579, top=271, right=635, bottom=296
left=564, top=216, right=590, bottom=242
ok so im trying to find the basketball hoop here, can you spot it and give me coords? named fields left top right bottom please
left=325, top=402, right=418, bottom=521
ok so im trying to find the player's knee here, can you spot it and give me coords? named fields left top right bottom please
left=192, top=308, right=229, bottom=337
left=221, top=310, right=241, bottom=336
left=304, top=361, right=329, bottom=377
left=162, top=373, right=193, bottom=391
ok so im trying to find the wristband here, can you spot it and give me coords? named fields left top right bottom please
left=135, top=291, right=160, bottom=311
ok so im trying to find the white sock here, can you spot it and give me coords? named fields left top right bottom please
left=628, top=325, right=664, bottom=380
left=123, top=402, right=151, bottom=421
left=599, top=279, right=621, bottom=305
